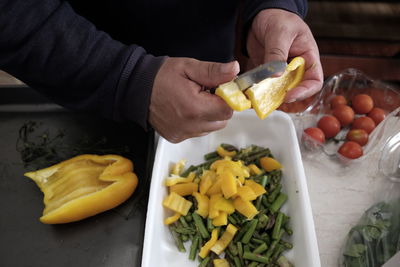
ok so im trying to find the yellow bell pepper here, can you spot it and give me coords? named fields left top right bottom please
left=193, top=192, right=209, bottom=218
left=169, top=182, right=198, bottom=196
left=213, top=259, right=230, bottom=267
left=209, top=194, right=223, bottom=219
left=244, top=180, right=267, bottom=197
left=211, top=223, right=238, bottom=255
left=220, top=171, right=237, bottom=199
left=259, top=156, right=282, bottom=172
left=199, top=170, right=216, bottom=195
left=206, top=178, right=222, bottom=196
left=163, top=192, right=192, bottom=216
left=170, top=159, right=187, bottom=175
left=247, top=164, right=263, bottom=175
left=216, top=145, right=237, bottom=157
left=164, top=212, right=181, bottom=225
left=24, top=154, right=138, bottom=224
left=199, top=228, right=219, bottom=258
left=212, top=211, right=228, bottom=226
left=164, top=172, right=195, bottom=186
left=233, top=197, right=258, bottom=219
left=236, top=185, right=257, bottom=201
left=215, top=80, right=251, bottom=111
left=214, top=197, right=235, bottom=214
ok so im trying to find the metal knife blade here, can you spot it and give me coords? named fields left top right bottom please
left=234, top=61, right=287, bottom=91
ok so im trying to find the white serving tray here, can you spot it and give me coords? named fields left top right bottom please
left=142, top=110, right=321, bottom=267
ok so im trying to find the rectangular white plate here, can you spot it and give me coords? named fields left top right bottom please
left=142, top=110, right=321, bottom=267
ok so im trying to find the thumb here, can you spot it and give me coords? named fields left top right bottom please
left=185, top=59, right=240, bottom=88
left=262, top=30, right=292, bottom=63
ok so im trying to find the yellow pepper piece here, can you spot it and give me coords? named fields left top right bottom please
left=169, top=182, right=198, bottom=196
left=207, top=178, right=222, bottom=196
left=209, top=194, right=223, bottom=219
left=193, top=192, right=209, bottom=218
left=236, top=185, right=257, bottom=201
left=216, top=145, right=237, bottom=157
left=199, top=228, right=219, bottom=258
left=199, top=170, right=216, bottom=195
left=248, top=164, right=263, bottom=175
left=211, top=224, right=238, bottom=255
left=213, top=259, right=230, bottom=267
left=244, top=180, right=267, bottom=197
left=164, top=212, right=181, bottom=225
left=259, top=156, right=283, bottom=172
left=171, top=159, right=187, bottom=175
left=24, top=154, right=138, bottom=224
left=214, top=197, right=235, bottom=214
left=220, top=171, right=237, bottom=199
left=164, top=172, right=195, bottom=186
left=163, top=192, right=193, bottom=215
left=245, top=56, right=305, bottom=119
left=215, top=80, right=251, bottom=111
left=212, top=211, right=228, bottom=226
left=233, top=197, right=258, bottom=219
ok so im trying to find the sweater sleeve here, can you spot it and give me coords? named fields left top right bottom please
left=0, top=0, right=165, bottom=130
left=241, top=0, right=308, bottom=56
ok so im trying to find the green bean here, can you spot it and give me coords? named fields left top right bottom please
left=228, top=242, right=239, bottom=256
left=272, top=212, right=284, bottom=240
left=242, top=219, right=258, bottom=244
left=228, top=214, right=238, bottom=225
left=234, top=221, right=252, bottom=243
left=251, top=238, right=265, bottom=245
left=279, top=240, right=293, bottom=249
left=189, top=235, right=200, bottom=260
left=272, top=244, right=285, bottom=261
left=207, top=218, right=214, bottom=233
left=265, top=240, right=278, bottom=260
left=243, top=252, right=269, bottom=264
left=253, top=242, right=268, bottom=254
left=198, top=256, right=211, bottom=267
left=247, top=262, right=258, bottom=267
left=237, top=241, right=244, bottom=260
left=181, top=165, right=195, bottom=177
left=179, top=216, right=189, bottom=228
left=169, top=226, right=186, bottom=252
left=204, top=151, right=219, bottom=160
left=181, top=234, right=189, bottom=242
left=268, top=184, right=282, bottom=203
left=192, top=213, right=210, bottom=239
left=233, top=256, right=242, bottom=267
left=270, top=193, right=288, bottom=213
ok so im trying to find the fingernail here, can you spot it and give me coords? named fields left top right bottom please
left=221, top=61, right=240, bottom=74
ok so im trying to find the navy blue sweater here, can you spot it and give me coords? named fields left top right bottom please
left=0, top=0, right=307, bottom=130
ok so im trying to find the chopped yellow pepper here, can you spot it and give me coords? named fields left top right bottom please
left=164, top=172, right=195, bottom=186
left=209, top=194, right=223, bottom=219
left=213, top=259, right=230, bottom=267
left=193, top=192, right=209, bottom=218
left=212, top=211, right=228, bottom=226
left=244, top=180, right=267, bottom=197
left=169, top=182, right=198, bottom=196
left=214, top=197, right=235, bottom=214
left=216, top=145, right=237, bottom=157
left=199, top=170, right=216, bottom=195
left=163, top=192, right=192, bottom=215
left=170, top=159, right=187, bottom=175
left=220, top=171, right=237, bottom=199
left=211, top=224, right=238, bottom=255
left=206, top=178, right=222, bottom=196
left=236, top=185, right=257, bottom=201
left=24, top=154, right=138, bottom=224
left=199, top=228, right=219, bottom=258
left=247, top=164, right=263, bottom=175
left=233, top=197, right=258, bottom=219
left=164, top=212, right=181, bottom=225
left=259, top=156, right=283, bottom=172
left=215, top=80, right=251, bottom=111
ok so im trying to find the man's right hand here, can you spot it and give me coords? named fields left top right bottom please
left=149, top=57, right=240, bottom=143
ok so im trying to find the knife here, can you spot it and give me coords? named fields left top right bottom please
left=234, top=61, right=287, bottom=91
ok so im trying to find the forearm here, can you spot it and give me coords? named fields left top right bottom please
left=0, top=0, right=164, bottom=129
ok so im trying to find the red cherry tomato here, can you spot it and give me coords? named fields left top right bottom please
left=352, top=116, right=376, bottom=134
left=352, top=94, right=374, bottom=114
left=317, top=115, right=341, bottom=138
left=338, top=141, right=363, bottom=159
left=368, top=107, right=386, bottom=125
left=330, top=95, right=347, bottom=109
left=346, top=129, right=369, bottom=146
left=332, top=104, right=355, bottom=126
left=303, top=127, right=325, bottom=144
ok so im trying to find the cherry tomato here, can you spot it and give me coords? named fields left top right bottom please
left=317, top=115, right=341, bottom=138
left=368, top=107, right=386, bottom=125
left=330, top=95, right=347, bottom=109
left=352, top=116, right=376, bottom=134
left=346, top=129, right=369, bottom=146
left=352, top=94, right=374, bottom=114
left=332, top=104, right=355, bottom=126
left=303, top=127, right=325, bottom=144
left=338, top=141, right=363, bottom=159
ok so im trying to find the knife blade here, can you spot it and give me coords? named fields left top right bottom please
left=234, top=61, right=287, bottom=91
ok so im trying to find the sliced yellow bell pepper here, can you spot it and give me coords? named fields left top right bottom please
left=214, top=259, right=230, bottom=267
left=170, top=159, right=187, bottom=175
left=215, top=80, right=251, bottom=111
left=169, top=182, right=198, bottom=196
left=259, top=156, right=283, bottom=172
left=216, top=145, right=237, bottom=157
left=214, top=197, right=235, bottom=214
left=244, top=180, right=267, bottom=197
left=211, top=223, right=238, bottom=255
left=199, top=228, right=219, bottom=258
left=24, top=154, right=138, bottom=224
left=220, top=171, right=237, bottom=199
left=233, top=197, right=258, bottom=219
left=163, top=192, right=192, bottom=216
left=193, top=192, right=209, bottom=218
left=164, top=212, right=181, bottom=225
left=199, top=170, right=216, bottom=195
left=247, top=164, right=263, bottom=175
left=164, top=172, right=195, bottom=186
left=209, top=194, right=223, bottom=219
left=236, top=185, right=257, bottom=201
left=206, top=178, right=222, bottom=196
left=212, top=211, right=228, bottom=226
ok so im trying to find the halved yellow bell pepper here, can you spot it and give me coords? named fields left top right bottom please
left=169, top=182, right=198, bottom=196
left=233, top=197, right=258, bottom=219
left=163, top=192, right=193, bottom=216
left=193, top=192, right=209, bottom=218
left=215, top=81, right=251, bottom=111
left=211, top=223, right=238, bottom=255
left=199, top=228, right=219, bottom=258
left=24, top=154, right=138, bottom=224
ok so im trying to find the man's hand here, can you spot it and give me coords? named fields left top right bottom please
left=149, top=57, right=240, bottom=143
left=247, top=9, right=323, bottom=103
